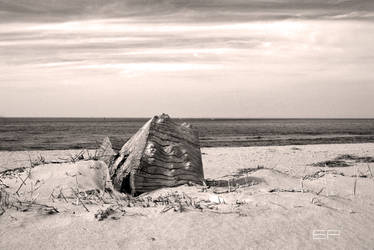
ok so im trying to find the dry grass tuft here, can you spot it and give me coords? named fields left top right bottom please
left=311, top=160, right=351, bottom=168
left=311, top=154, right=374, bottom=168
left=303, top=169, right=344, bottom=180
left=336, top=154, right=374, bottom=163
left=0, top=187, right=10, bottom=215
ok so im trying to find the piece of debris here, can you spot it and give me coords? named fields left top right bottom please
left=109, top=114, right=205, bottom=196
left=94, top=206, right=117, bottom=221
left=291, top=147, right=302, bottom=151
left=37, top=204, right=59, bottom=215
left=96, top=137, right=117, bottom=165
left=311, top=197, right=324, bottom=206
left=209, top=194, right=225, bottom=204
left=269, top=188, right=303, bottom=193
left=205, top=176, right=261, bottom=188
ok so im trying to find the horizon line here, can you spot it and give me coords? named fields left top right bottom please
left=1, top=116, right=374, bottom=120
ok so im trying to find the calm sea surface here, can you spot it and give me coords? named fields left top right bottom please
left=0, top=118, right=374, bottom=151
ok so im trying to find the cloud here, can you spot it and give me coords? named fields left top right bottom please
left=0, top=0, right=373, bottom=117
left=1, top=18, right=372, bottom=76
left=0, top=0, right=373, bottom=22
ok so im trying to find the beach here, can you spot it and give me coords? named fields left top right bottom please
left=1, top=143, right=374, bottom=249
left=2, top=0, right=374, bottom=249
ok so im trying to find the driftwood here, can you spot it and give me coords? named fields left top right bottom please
left=109, top=114, right=204, bottom=195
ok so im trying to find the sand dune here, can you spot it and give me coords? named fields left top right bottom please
left=1, top=143, right=374, bottom=249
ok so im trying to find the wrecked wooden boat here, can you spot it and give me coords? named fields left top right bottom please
left=108, top=114, right=204, bottom=195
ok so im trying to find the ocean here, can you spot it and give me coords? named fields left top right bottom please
left=0, top=118, right=374, bottom=151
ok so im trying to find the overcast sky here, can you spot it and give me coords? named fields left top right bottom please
left=0, top=0, right=373, bottom=118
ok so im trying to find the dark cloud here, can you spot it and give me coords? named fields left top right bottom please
left=0, top=0, right=373, bottom=22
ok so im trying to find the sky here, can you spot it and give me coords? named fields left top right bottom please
left=0, top=0, right=373, bottom=118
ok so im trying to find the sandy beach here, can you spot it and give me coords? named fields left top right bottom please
left=2, top=0, right=374, bottom=249
left=1, top=143, right=374, bottom=249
